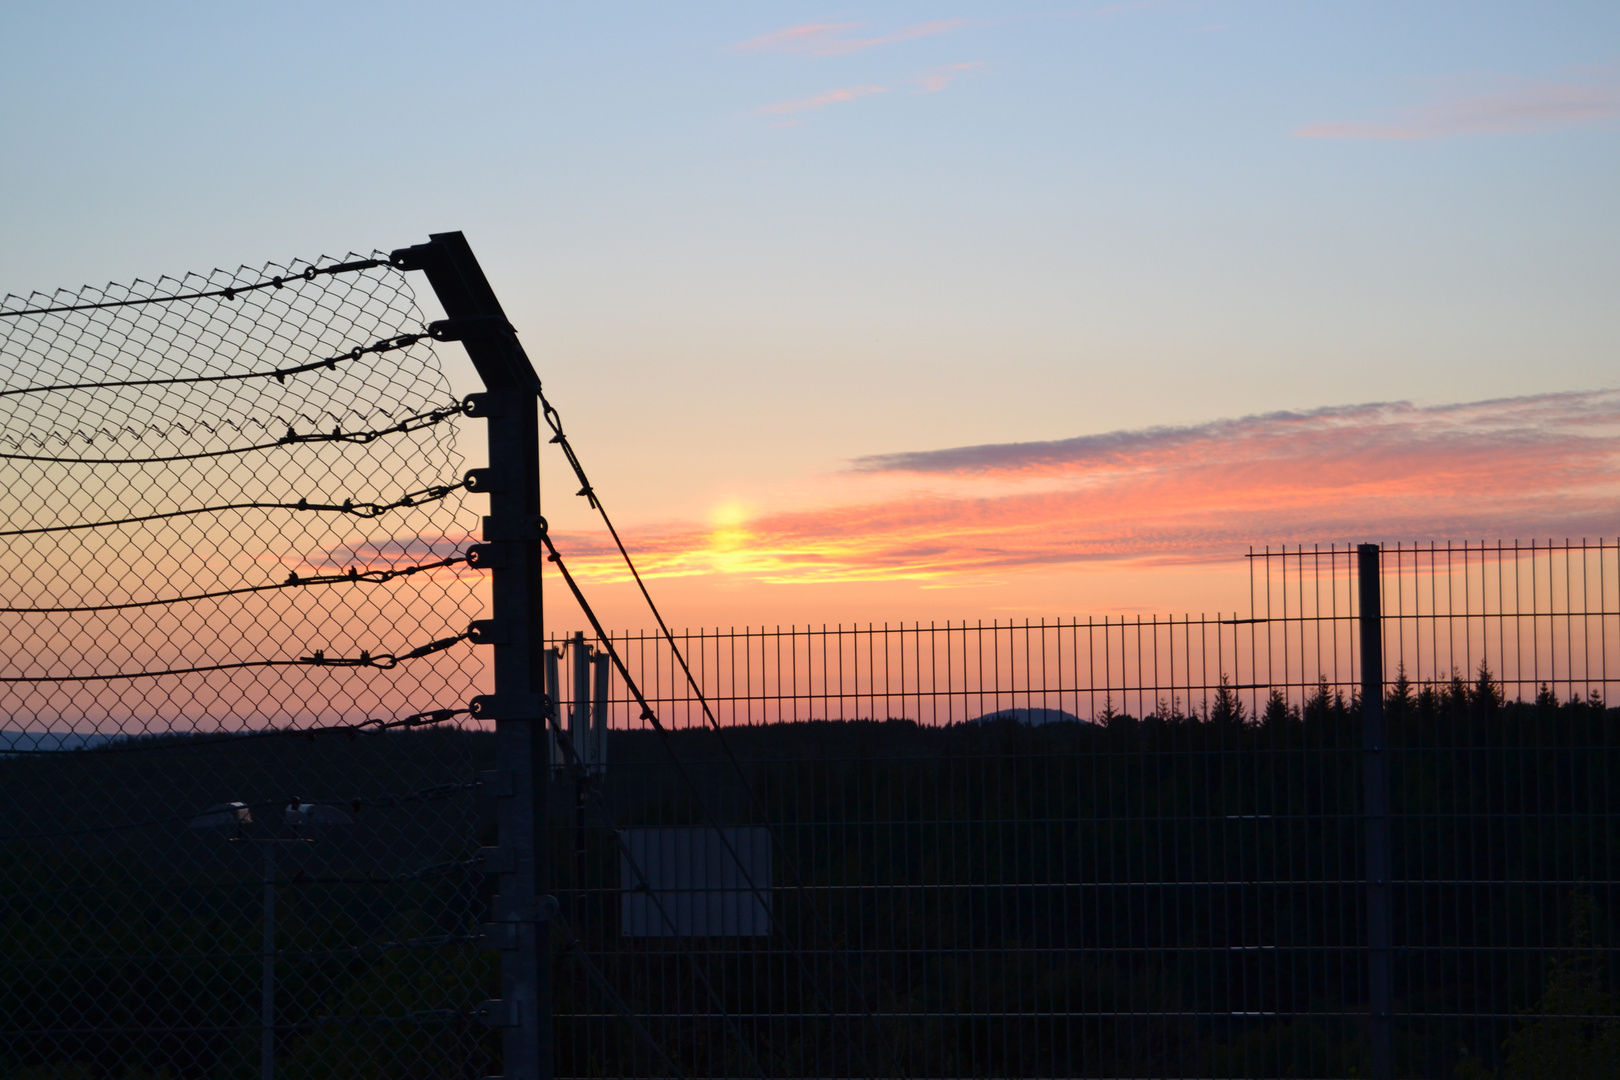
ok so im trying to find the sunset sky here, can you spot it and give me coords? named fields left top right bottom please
left=3, top=3, right=1618, bottom=631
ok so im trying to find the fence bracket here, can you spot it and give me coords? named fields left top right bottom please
left=469, top=620, right=513, bottom=646
left=465, top=467, right=503, bottom=493
left=470, top=694, right=552, bottom=721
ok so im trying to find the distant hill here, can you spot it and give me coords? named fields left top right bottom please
left=969, top=706, right=1086, bottom=726
left=0, top=731, right=111, bottom=754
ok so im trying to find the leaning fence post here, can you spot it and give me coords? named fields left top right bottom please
left=1357, top=543, right=1393, bottom=1080
left=393, top=233, right=552, bottom=1080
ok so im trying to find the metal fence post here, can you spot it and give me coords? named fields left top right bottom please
left=1358, top=542, right=1393, bottom=1080
left=393, top=233, right=551, bottom=1080
left=261, top=845, right=276, bottom=1080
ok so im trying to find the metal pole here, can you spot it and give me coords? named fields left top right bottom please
left=590, top=651, right=610, bottom=778
left=570, top=632, right=590, bottom=765
left=571, top=633, right=589, bottom=919
left=1358, top=543, right=1393, bottom=1080
left=394, top=233, right=551, bottom=1080
left=261, top=844, right=275, bottom=1080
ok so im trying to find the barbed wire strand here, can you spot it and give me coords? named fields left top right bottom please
left=0, top=554, right=469, bottom=614
left=0, top=402, right=463, bottom=465
left=0, top=630, right=471, bottom=684
left=0, top=332, right=425, bottom=401
left=0, top=706, right=472, bottom=758
left=1, top=254, right=491, bottom=1071
left=3, top=402, right=435, bottom=449
left=0, top=258, right=388, bottom=321
left=0, top=478, right=471, bottom=538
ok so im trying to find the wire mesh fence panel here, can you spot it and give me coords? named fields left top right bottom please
left=542, top=542, right=1620, bottom=1078
left=0, top=258, right=494, bottom=1080
left=588, top=615, right=1351, bottom=732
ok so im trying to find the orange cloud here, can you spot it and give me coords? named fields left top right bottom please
left=734, top=19, right=968, bottom=57
left=755, top=84, right=890, bottom=116
left=543, top=391, right=1620, bottom=586
left=1296, top=71, right=1620, bottom=140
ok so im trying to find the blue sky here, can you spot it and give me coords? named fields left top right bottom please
left=3, top=3, right=1617, bottom=625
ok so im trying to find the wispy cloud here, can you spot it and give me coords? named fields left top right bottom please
left=547, top=391, right=1620, bottom=586
left=1296, top=71, right=1620, bottom=140
left=914, top=61, right=985, bottom=94
left=735, top=18, right=968, bottom=57
left=753, top=61, right=983, bottom=118
left=1092, top=1, right=1175, bottom=14
left=755, top=84, right=890, bottom=116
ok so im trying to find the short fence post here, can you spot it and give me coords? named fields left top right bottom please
left=1358, top=543, right=1393, bottom=1080
left=394, top=233, right=551, bottom=1080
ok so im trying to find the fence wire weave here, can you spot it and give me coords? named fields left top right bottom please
left=0, top=257, right=492, bottom=1079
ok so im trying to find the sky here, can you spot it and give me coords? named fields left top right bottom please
left=2, top=2, right=1618, bottom=632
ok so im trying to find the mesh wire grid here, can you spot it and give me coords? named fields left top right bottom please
left=538, top=545, right=1620, bottom=1079
left=0, top=257, right=494, bottom=1079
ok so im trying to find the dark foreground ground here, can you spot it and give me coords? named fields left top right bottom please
left=3, top=689, right=1617, bottom=1077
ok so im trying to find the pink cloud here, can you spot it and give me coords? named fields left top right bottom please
left=547, top=390, right=1620, bottom=586
left=734, top=19, right=968, bottom=57
left=755, top=84, right=889, bottom=116
left=1296, top=71, right=1620, bottom=140
left=914, top=61, right=985, bottom=94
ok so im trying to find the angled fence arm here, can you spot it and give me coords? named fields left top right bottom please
left=393, top=232, right=551, bottom=1080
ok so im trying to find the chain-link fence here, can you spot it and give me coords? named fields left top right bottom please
left=0, top=255, right=493, bottom=1079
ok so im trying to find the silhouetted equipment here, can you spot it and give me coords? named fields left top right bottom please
left=193, top=797, right=352, bottom=1080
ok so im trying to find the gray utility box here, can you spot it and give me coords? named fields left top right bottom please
left=620, top=827, right=772, bottom=937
